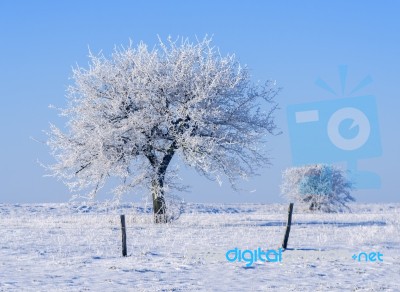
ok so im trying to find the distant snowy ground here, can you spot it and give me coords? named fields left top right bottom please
left=1, top=202, right=399, bottom=291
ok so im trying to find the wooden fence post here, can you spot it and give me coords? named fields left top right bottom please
left=120, top=214, right=127, bottom=257
left=282, top=203, right=294, bottom=250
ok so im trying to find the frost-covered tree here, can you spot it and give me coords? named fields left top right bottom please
left=47, top=36, right=280, bottom=223
left=280, top=164, right=355, bottom=212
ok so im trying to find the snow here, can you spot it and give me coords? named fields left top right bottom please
left=1, top=202, right=399, bottom=291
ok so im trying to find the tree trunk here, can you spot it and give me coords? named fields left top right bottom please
left=152, top=179, right=167, bottom=223
left=147, top=141, right=176, bottom=224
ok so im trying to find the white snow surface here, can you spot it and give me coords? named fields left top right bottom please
left=0, top=202, right=399, bottom=291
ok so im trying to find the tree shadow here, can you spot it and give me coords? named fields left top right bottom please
left=293, top=221, right=386, bottom=227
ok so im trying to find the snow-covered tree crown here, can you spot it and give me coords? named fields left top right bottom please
left=47, top=36, right=280, bottom=199
left=280, top=164, right=355, bottom=212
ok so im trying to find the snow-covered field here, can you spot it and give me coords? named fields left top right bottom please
left=1, top=202, right=399, bottom=291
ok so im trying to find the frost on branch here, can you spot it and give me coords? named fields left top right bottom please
left=280, top=164, right=355, bottom=213
left=46, top=36, right=280, bottom=222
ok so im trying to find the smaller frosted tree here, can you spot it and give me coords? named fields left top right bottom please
left=280, top=164, right=355, bottom=212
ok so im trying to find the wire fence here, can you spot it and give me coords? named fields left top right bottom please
left=1, top=203, right=398, bottom=264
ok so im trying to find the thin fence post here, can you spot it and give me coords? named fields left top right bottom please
left=120, top=214, right=127, bottom=257
left=282, top=203, right=294, bottom=250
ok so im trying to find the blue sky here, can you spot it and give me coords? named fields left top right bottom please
left=0, top=1, right=399, bottom=203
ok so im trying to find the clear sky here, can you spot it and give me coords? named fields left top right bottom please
left=0, top=1, right=399, bottom=204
